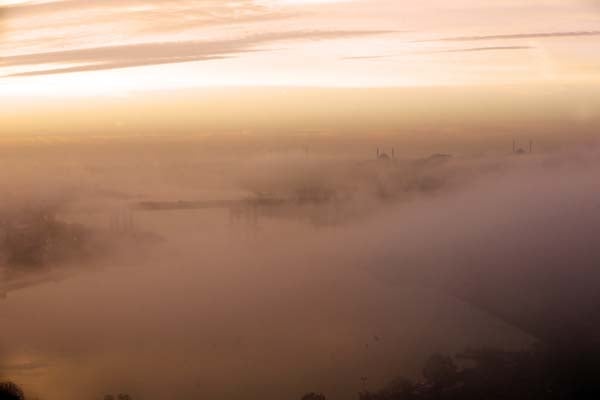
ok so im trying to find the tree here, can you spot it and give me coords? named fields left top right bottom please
left=422, top=354, right=458, bottom=389
left=0, top=381, right=25, bottom=400
left=358, top=377, right=416, bottom=400
left=301, top=392, right=327, bottom=400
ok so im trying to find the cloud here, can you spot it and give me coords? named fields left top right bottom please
left=341, top=46, right=534, bottom=60
left=0, top=30, right=394, bottom=77
left=425, top=30, right=600, bottom=42
left=4, top=0, right=263, bottom=18
left=0, top=0, right=298, bottom=66
left=429, top=45, right=534, bottom=53
left=2, top=0, right=294, bottom=37
left=4, top=56, right=231, bottom=77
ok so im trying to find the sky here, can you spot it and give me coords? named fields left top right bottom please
left=1, top=4, right=600, bottom=398
left=0, top=0, right=599, bottom=97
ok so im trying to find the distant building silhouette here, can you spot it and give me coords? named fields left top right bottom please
left=513, top=139, right=534, bottom=155
left=377, top=147, right=395, bottom=161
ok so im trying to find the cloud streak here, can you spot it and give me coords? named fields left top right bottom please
left=341, top=46, right=534, bottom=60
left=0, top=30, right=394, bottom=77
left=425, top=30, right=600, bottom=42
left=429, top=45, right=534, bottom=53
left=1, top=0, right=296, bottom=40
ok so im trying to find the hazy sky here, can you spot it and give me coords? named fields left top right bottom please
left=1, top=0, right=599, bottom=96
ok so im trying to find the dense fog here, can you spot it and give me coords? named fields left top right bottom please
left=1, top=135, right=599, bottom=399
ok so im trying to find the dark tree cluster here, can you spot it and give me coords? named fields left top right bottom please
left=0, top=381, right=25, bottom=400
left=103, top=394, right=132, bottom=400
left=303, top=341, right=600, bottom=400
left=301, top=393, right=327, bottom=400
left=0, top=209, right=91, bottom=270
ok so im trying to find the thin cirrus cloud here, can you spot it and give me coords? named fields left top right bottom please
left=424, top=30, right=600, bottom=42
left=0, top=3, right=291, bottom=54
left=2, top=0, right=598, bottom=88
left=2, top=0, right=293, bottom=34
left=341, top=45, right=535, bottom=60
left=429, top=45, right=534, bottom=53
left=1, top=30, right=395, bottom=77
left=2, top=0, right=265, bottom=17
left=3, top=0, right=285, bottom=21
left=2, top=1, right=391, bottom=78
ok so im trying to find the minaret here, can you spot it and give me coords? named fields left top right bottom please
left=513, top=140, right=516, bottom=154
left=377, top=147, right=380, bottom=158
left=529, top=140, right=533, bottom=154
left=392, top=148, right=395, bottom=159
